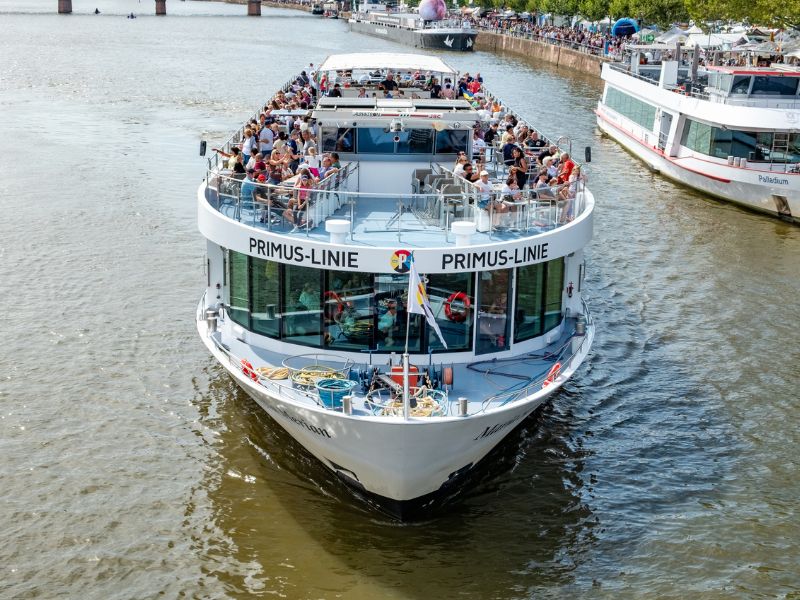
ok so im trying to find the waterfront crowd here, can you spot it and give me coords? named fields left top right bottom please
left=471, top=19, right=630, bottom=58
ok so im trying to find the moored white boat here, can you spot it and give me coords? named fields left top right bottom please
left=197, top=53, right=595, bottom=519
left=597, top=49, right=800, bottom=222
left=349, top=0, right=477, bottom=51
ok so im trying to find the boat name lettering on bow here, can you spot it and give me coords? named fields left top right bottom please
left=270, top=405, right=332, bottom=438
left=249, top=237, right=359, bottom=268
left=442, top=243, right=548, bottom=270
left=473, top=413, right=525, bottom=440
left=758, top=174, right=789, bottom=186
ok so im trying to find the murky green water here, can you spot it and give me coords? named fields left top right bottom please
left=1, top=1, right=799, bottom=597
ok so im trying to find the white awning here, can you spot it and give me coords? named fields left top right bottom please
left=317, top=53, right=457, bottom=75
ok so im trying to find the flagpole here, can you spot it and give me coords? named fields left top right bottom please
left=403, top=255, right=413, bottom=421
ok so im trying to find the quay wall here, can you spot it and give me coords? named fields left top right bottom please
left=474, top=31, right=608, bottom=77
left=226, top=1, right=607, bottom=78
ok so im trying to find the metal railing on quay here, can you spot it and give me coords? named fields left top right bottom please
left=477, top=25, right=615, bottom=59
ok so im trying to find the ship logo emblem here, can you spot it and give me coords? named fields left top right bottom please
left=390, top=249, right=413, bottom=273
left=444, top=35, right=454, bottom=47
left=466, top=37, right=473, bottom=48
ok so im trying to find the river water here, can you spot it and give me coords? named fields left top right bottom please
left=1, top=1, right=799, bottom=598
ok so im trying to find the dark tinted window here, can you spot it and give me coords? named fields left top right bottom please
left=435, top=129, right=469, bottom=154
left=322, top=127, right=356, bottom=152
left=357, top=128, right=394, bottom=153
left=731, top=75, right=751, bottom=94
left=751, top=76, right=799, bottom=96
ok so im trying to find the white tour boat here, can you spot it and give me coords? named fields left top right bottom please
left=349, top=0, right=477, bottom=52
left=197, top=53, right=595, bottom=519
left=597, top=51, right=800, bottom=222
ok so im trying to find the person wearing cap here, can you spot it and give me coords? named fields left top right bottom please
left=240, top=168, right=257, bottom=206
left=474, top=170, right=494, bottom=208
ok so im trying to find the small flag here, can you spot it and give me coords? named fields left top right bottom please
left=406, top=256, right=448, bottom=349
left=462, top=90, right=474, bottom=101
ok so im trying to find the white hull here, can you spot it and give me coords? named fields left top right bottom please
left=596, top=109, right=800, bottom=222
left=198, top=313, right=594, bottom=515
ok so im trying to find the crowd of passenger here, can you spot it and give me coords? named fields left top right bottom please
left=214, top=65, right=349, bottom=230
left=213, top=64, right=582, bottom=230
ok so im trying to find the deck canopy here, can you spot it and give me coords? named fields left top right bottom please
left=317, top=53, right=458, bottom=76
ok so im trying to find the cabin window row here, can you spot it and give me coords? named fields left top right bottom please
left=604, top=87, right=657, bottom=131
left=226, top=251, right=565, bottom=354
left=321, top=127, right=469, bottom=155
left=720, top=74, right=800, bottom=97
left=681, top=118, right=800, bottom=164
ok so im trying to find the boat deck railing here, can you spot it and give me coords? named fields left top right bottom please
left=205, top=163, right=588, bottom=245
left=205, top=298, right=593, bottom=419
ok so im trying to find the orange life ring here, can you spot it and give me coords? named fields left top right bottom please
left=324, top=291, right=344, bottom=319
left=444, top=292, right=471, bottom=322
left=241, top=359, right=258, bottom=382
left=542, top=362, right=561, bottom=388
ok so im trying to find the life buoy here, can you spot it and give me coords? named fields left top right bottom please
left=444, top=292, right=471, bottom=322
left=542, top=362, right=561, bottom=388
left=241, top=359, right=258, bottom=382
left=324, top=291, right=344, bottom=319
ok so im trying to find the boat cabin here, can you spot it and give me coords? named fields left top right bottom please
left=200, top=54, right=593, bottom=365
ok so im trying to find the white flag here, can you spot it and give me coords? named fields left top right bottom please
left=407, top=258, right=448, bottom=349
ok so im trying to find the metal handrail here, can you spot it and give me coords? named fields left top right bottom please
left=206, top=309, right=593, bottom=418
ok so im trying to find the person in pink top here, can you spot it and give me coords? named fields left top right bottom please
left=285, top=169, right=314, bottom=230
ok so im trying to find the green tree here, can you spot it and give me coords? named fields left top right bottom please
left=578, top=0, right=609, bottom=21
left=687, top=0, right=800, bottom=29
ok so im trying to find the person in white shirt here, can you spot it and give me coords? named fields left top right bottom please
left=259, top=125, right=274, bottom=155
left=472, top=130, right=486, bottom=154
left=474, top=170, right=493, bottom=208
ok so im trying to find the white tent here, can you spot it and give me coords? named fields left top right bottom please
left=686, top=24, right=703, bottom=34
left=685, top=32, right=748, bottom=49
left=656, top=25, right=688, bottom=44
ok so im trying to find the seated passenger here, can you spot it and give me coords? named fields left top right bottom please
left=285, top=170, right=314, bottom=230
left=557, top=152, right=575, bottom=184
left=379, top=72, right=398, bottom=91
left=378, top=301, right=398, bottom=345
left=461, top=163, right=480, bottom=183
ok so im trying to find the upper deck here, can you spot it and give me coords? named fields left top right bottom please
left=606, top=61, right=800, bottom=110
left=201, top=53, right=594, bottom=264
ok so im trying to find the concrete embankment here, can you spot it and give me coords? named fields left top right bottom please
left=474, top=32, right=608, bottom=77
left=238, top=3, right=608, bottom=78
